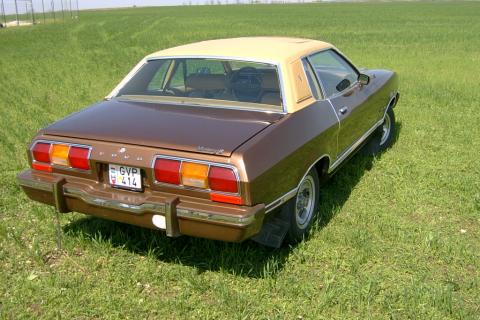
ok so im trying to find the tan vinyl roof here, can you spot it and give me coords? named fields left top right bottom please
left=147, top=37, right=333, bottom=64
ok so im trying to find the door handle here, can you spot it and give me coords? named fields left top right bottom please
left=339, top=107, right=348, bottom=115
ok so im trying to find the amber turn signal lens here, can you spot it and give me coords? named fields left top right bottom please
left=181, top=162, right=209, bottom=188
left=50, top=144, right=70, bottom=166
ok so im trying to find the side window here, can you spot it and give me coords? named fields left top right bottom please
left=302, top=58, right=322, bottom=100
left=308, top=50, right=358, bottom=98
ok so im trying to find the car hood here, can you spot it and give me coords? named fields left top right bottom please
left=43, top=99, right=284, bottom=157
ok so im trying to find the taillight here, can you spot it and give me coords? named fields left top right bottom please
left=208, top=166, right=238, bottom=193
left=154, top=158, right=181, bottom=185
left=181, top=162, right=209, bottom=188
left=32, top=142, right=51, bottom=163
left=51, top=144, right=70, bottom=166
left=153, top=157, right=243, bottom=205
left=31, top=141, right=91, bottom=172
left=68, top=146, right=90, bottom=170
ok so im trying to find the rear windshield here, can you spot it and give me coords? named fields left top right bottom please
left=116, top=58, right=283, bottom=111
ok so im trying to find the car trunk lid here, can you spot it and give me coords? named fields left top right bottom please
left=43, top=99, right=283, bottom=157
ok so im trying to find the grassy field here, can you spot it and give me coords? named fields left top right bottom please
left=1, top=1, right=480, bottom=319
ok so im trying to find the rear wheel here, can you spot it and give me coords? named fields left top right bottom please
left=286, top=168, right=320, bottom=244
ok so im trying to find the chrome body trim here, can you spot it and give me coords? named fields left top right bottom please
left=176, top=208, right=256, bottom=226
left=108, top=55, right=288, bottom=114
left=18, top=173, right=257, bottom=227
left=63, top=187, right=167, bottom=215
left=384, top=93, right=398, bottom=117
left=327, top=98, right=341, bottom=157
left=116, top=96, right=286, bottom=115
left=265, top=188, right=297, bottom=213
left=30, top=140, right=93, bottom=174
left=151, top=154, right=242, bottom=197
left=329, top=118, right=383, bottom=173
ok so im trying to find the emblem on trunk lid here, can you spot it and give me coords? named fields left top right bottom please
left=197, top=146, right=225, bottom=155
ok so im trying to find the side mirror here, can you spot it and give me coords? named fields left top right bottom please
left=358, top=73, right=370, bottom=86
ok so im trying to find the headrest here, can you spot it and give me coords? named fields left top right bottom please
left=186, top=74, right=226, bottom=90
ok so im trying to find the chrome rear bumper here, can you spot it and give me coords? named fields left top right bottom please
left=17, top=169, right=265, bottom=242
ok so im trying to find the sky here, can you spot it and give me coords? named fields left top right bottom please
left=2, top=1, right=184, bottom=15
left=79, top=0, right=188, bottom=9
left=2, top=0, right=320, bottom=15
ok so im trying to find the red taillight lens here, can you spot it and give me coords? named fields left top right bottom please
left=154, top=158, right=181, bottom=185
left=32, top=142, right=51, bottom=163
left=68, top=146, right=90, bottom=170
left=208, top=166, right=238, bottom=193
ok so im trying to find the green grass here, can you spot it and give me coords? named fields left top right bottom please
left=1, top=1, right=480, bottom=318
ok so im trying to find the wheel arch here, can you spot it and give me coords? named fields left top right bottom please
left=265, top=154, right=331, bottom=213
left=382, top=91, right=399, bottom=119
left=313, top=155, right=331, bottom=184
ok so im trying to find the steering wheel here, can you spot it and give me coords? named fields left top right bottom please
left=229, top=67, right=263, bottom=103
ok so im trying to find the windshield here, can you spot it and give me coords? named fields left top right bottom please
left=116, top=58, right=283, bottom=111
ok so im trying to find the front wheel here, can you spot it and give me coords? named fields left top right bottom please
left=286, top=168, right=320, bottom=244
left=366, top=107, right=396, bottom=154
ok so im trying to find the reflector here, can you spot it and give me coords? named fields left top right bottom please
left=210, top=193, right=243, bottom=205
left=154, top=158, right=181, bottom=185
left=51, top=144, right=70, bottom=166
left=181, top=162, right=209, bottom=188
left=68, top=146, right=90, bottom=170
left=32, top=162, right=52, bottom=173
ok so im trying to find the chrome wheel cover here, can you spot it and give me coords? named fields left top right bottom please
left=380, top=113, right=391, bottom=145
left=295, top=175, right=315, bottom=229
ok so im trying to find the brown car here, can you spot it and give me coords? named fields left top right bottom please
left=17, top=37, right=399, bottom=248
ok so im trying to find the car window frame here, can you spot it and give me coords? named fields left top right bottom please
left=301, top=58, right=324, bottom=100
left=305, top=48, right=360, bottom=100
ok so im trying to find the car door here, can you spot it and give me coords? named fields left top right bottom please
left=307, top=49, right=377, bottom=157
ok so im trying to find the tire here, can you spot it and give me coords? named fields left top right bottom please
left=285, top=167, right=320, bottom=244
left=366, top=107, right=396, bottom=155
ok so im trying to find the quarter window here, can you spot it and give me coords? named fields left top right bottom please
left=308, top=50, right=358, bottom=98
